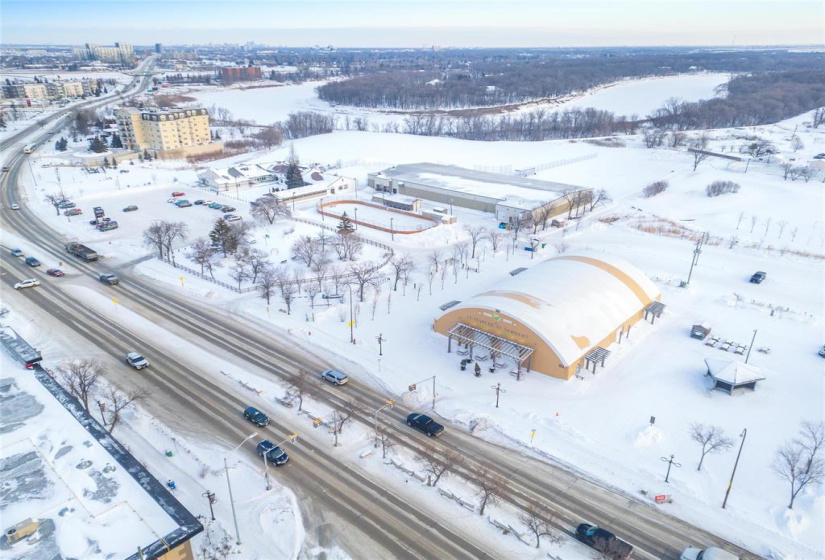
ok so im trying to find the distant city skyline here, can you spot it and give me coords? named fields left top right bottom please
left=2, top=1, right=822, bottom=47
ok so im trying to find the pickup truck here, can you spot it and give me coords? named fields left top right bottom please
left=66, top=242, right=99, bottom=262
left=576, top=523, right=633, bottom=560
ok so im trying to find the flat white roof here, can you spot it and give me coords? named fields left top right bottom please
left=440, top=255, right=661, bottom=366
left=373, top=162, right=587, bottom=208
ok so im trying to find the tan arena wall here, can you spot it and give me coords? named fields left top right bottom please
left=434, top=300, right=657, bottom=380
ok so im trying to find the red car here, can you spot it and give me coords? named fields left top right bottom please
left=171, top=191, right=185, bottom=197
left=46, top=268, right=65, bottom=277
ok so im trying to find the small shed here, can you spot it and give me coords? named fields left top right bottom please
left=691, top=323, right=712, bottom=340
left=704, top=358, right=765, bottom=394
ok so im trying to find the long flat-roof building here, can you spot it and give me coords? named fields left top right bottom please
left=368, top=163, right=591, bottom=223
left=116, top=107, right=220, bottom=158
left=434, top=255, right=662, bottom=380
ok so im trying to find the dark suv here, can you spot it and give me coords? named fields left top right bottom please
left=244, top=406, right=269, bottom=427
left=749, top=271, right=766, bottom=284
left=575, top=524, right=633, bottom=560
left=256, top=440, right=289, bottom=465
left=99, top=273, right=119, bottom=285
left=406, top=413, right=445, bottom=437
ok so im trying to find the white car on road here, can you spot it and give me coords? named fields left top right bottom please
left=125, top=352, right=149, bottom=370
left=14, top=278, right=40, bottom=290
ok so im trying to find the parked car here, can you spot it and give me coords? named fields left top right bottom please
left=221, top=205, right=236, bottom=212
left=171, top=191, right=185, bottom=197
left=125, top=352, right=149, bottom=370
left=194, top=200, right=205, bottom=205
left=243, top=406, right=270, bottom=427
left=10, top=204, right=20, bottom=210
left=99, top=273, right=119, bottom=285
left=176, top=200, right=192, bottom=208
left=749, top=271, right=767, bottom=284
left=223, top=213, right=241, bottom=222
left=321, top=369, right=349, bottom=386
left=406, top=413, right=445, bottom=437
left=256, top=440, right=289, bottom=465
left=98, top=221, right=119, bottom=231
left=46, top=268, right=64, bottom=277
left=1, top=166, right=9, bottom=172
left=575, top=524, right=633, bottom=560
left=64, top=208, right=82, bottom=216
left=10, top=248, right=24, bottom=257
left=93, top=206, right=105, bottom=218
left=25, top=256, right=41, bottom=267
left=57, top=200, right=75, bottom=209
left=123, top=205, right=139, bottom=212
left=167, top=198, right=178, bottom=203
left=14, top=278, right=40, bottom=290
left=208, top=202, right=223, bottom=209
left=202, top=200, right=214, bottom=206
left=813, top=153, right=825, bottom=160
left=819, top=345, right=825, bottom=358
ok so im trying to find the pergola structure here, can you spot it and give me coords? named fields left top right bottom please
left=446, top=323, right=534, bottom=370
left=584, top=346, right=611, bottom=374
left=644, top=301, right=666, bottom=324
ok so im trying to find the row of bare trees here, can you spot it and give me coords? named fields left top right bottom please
left=58, top=360, right=146, bottom=435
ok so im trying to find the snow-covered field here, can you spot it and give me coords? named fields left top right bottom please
left=183, top=72, right=729, bottom=127
left=11, top=80, right=825, bottom=560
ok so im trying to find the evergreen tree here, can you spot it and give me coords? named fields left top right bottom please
left=143, top=149, right=152, bottom=161
left=209, top=218, right=234, bottom=256
left=55, top=137, right=69, bottom=151
left=89, top=136, right=107, bottom=153
left=103, top=156, right=110, bottom=167
left=338, top=211, right=355, bottom=235
left=110, top=132, right=123, bottom=149
left=285, top=145, right=304, bottom=188
left=111, top=157, right=118, bottom=168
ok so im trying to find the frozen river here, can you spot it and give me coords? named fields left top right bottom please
left=188, top=72, right=729, bottom=126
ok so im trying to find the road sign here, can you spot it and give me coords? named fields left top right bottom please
left=654, top=494, right=668, bottom=503
left=408, top=384, right=417, bottom=392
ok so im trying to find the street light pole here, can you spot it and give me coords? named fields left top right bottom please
left=660, top=454, right=682, bottom=483
left=373, top=399, right=396, bottom=439
left=224, top=457, right=242, bottom=545
left=354, top=207, right=358, bottom=230
left=745, top=330, right=758, bottom=364
left=491, top=382, right=506, bottom=408
left=722, top=428, right=747, bottom=509
left=390, top=218, right=394, bottom=241
left=347, top=283, right=355, bottom=344
left=202, top=490, right=216, bottom=521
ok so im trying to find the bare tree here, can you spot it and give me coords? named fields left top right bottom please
left=348, top=261, right=380, bottom=302
left=473, top=467, right=504, bottom=516
left=485, top=228, right=503, bottom=253
left=464, top=225, right=486, bottom=258
left=245, top=248, right=269, bottom=283
left=773, top=442, right=824, bottom=509
left=143, top=223, right=166, bottom=259
left=425, top=267, right=437, bottom=295
left=428, top=249, right=444, bottom=272
left=312, top=257, right=330, bottom=292
left=333, top=232, right=364, bottom=261
left=589, top=189, right=611, bottom=212
left=418, top=449, right=464, bottom=487
left=373, top=427, right=398, bottom=459
left=306, top=282, right=320, bottom=309
left=736, top=211, right=745, bottom=231
left=60, top=360, right=102, bottom=413
left=162, top=221, right=189, bottom=262
left=229, top=261, right=248, bottom=290
left=777, top=220, right=789, bottom=239
left=791, top=136, right=804, bottom=152
left=329, top=264, right=344, bottom=296
left=251, top=196, right=291, bottom=225
left=689, top=423, right=734, bottom=471
left=690, top=134, right=711, bottom=171
left=189, top=237, right=213, bottom=274
left=330, top=399, right=359, bottom=446
left=101, top=385, right=147, bottom=435
left=45, top=191, right=68, bottom=216
left=292, top=236, right=320, bottom=267
left=669, top=131, right=688, bottom=148
left=764, top=217, right=772, bottom=237
left=750, top=215, right=758, bottom=233
left=813, top=107, right=825, bottom=128
left=278, top=276, right=297, bottom=314
left=388, top=254, right=415, bottom=291
left=518, top=506, right=563, bottom=549
left=257, top=266, right=277, bottom=305
left=284, top=374, right=313, bottom=412
left=799, top=166, right=815, bottom=183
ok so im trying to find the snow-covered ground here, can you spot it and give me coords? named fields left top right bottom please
left=183, top=72, right=729, bottom=127
left=12, top=89, right=825, bottom=559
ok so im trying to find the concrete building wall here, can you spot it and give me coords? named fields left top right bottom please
left=116, top=108, right=212, bottom=153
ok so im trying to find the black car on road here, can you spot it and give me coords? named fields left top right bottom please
left=256, top=440, right=289, bottom=465
left=99, top=273, right=119, bottom=285
left=575, top=523, right=633, bottom=560
left=25, top=256, right=41, bottom=267
left=406, top=413, right=444, bottom=437
left=244, top=406, right=270, bottom=427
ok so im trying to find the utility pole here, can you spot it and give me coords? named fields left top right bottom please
left=202, top=490, right=216, bottom=521
left=722, top=428, right=747, bottom=509
left=373, top=399, right=396, bottom=439
left=224, top=458, right=241, bottom=545
left=660, top=454, right=682, bottom=483
left=745, top=329, right=758, bottom=364
left=376, top=333, right=385, bottom=356
left=390, top=218, right=395, bottom=241
left=348, top=283, right=355, bottom=344
left=686, top=236, right=703, bottom=285
left=491, top=382, right=506, bottom=408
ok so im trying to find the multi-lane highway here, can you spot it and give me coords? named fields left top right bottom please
left=0, top=61, right=761, bottom=560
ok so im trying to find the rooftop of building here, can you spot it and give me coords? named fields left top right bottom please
left=0, top=350, right=201, bottom=560
left=438, top=255, right=661, bottom=366
left=371, top=162, right=588, bottom=208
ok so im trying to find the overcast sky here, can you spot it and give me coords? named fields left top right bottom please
left=2, top=0, right=823, bottom=47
